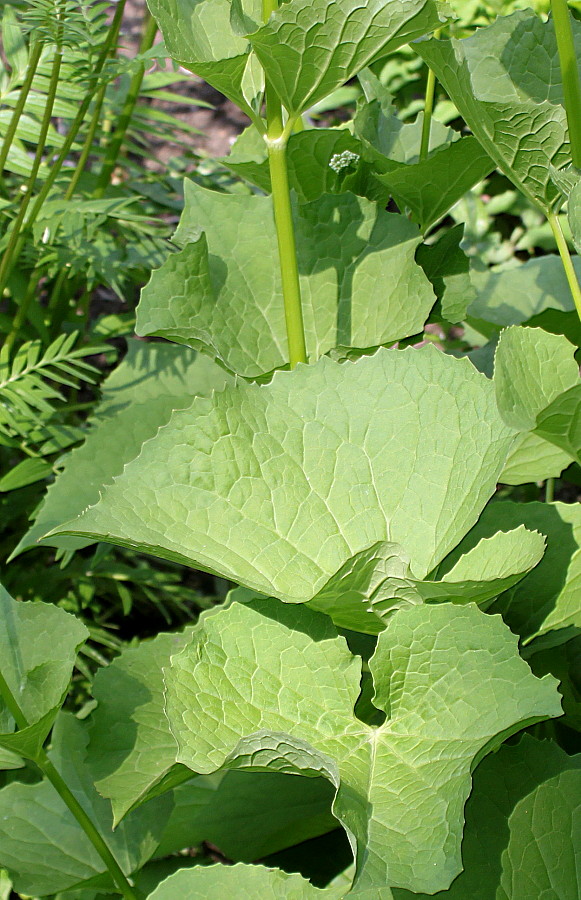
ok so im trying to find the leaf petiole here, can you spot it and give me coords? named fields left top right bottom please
left=552, top=0, right=581, bottom=168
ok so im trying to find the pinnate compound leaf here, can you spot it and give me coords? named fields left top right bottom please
left=164, top=599, right=560, bottom=895
left=0, top=714, right=172, bottom=896
left=13, top=341, right=231, bottom=556
left=393, top=736, right=581, bottom=900
left=249, top=0, right=446, bottom=117
left=418, top=12, right=580, bottom=212
left=0, top=584, right=87, bottom=759
left=53, top=349, right=520, bottom=621
left=148, top=863, right=340, bottom=900
left=137, top=183, right=435, bottom=378
left=445, top=500, right=581, bottom=651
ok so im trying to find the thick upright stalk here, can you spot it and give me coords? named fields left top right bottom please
left=0, top=34, right=63, bottom=299
left=0, top=42, right=44, bottom=193
left=0, top=669, right=139, bottom=900
left=94, top=12, right=157, bottom=197
left=262, top=0, right=307, bottom=368
left=0, top=0, right=126, bottom=298
left=552, top=0, right=581, bottom=168
left=547, top=210, right=581, bottom=320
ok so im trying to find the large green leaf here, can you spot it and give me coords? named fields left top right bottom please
left=137, top=183, right=435, bottom=378
left=164, top=599, right=560, bottom=895
left=146, top=0, right=260, bottom=119
left=468, top=256, right=581, bottom=329
left=0, top=585, right=87, bottom=759
left=0, top=714, right=172, bottom=896
left=52, top=349, right=522, bottom=622
left=442, top=501, right=581, bottom=651
left=494, top=326, right=579, bottom=432
left=393, top=736, right=581, bottom=900
left=154, top=770, right=337, bottom=862
left=148, top=863, right=340, bottom=900
left=499, top=432, right=572, bottom=486
left=88, top=629, right=193, bottom=823
left=220, top=125, right=385, bottom=204
left=13, top=341, right=231, bottom=555
left=419, top=12, right=580, bottom=212
left=249, top=0, right=446, bottom=117
left=535, top=384, right=581, bottom=466
left=372, top=136, right=494, bottom=232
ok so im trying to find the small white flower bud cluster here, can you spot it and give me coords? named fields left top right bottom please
left=328, top=150, right=360, bottom=173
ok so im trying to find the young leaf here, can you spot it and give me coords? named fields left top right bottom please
left=418, top=12, right=580, bottom=213
left=148, top=863, right=341, bottom=900
left=0, top=714, right=172, bottom=896
left=0, top=584, right=87, bottom=760
left=51, top=349, right=518, bottom=611
left=13, top=341, right=231, bottom=556
left=137, top=183, right=436, bottom=377
left=499, top=431, right=572, bottom=486
left=392, top=736, right=581, bottom=900
left=163, top=599, right=560, bottom=895
left=249, top=0, right=447, bottom=118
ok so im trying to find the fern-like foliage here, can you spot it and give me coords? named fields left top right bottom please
left=0, top=332, right=105, bottom=448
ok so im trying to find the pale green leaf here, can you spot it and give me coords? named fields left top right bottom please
left=249, top=0, right=446, bottom=117
left=494, top=326, right=579, bottom=431
left=148, top=863, right=338, bottom=900
left=13, top=341, right=231, bottom=556
left=164, top=599, right=560, bottom=895
left=499, top=431, right=572, bottom=486
left=137, top=184, right=435, bottom=377
left=418, top=12, right=580, bottom=212
left=53, top=349, right=517, bottom=607
left=0, top=457, right=53, bottom=492
left=0, top=715, right=172, bottom=896
left=444, top=500, right=581, bottom=650
left=413, top=526, right=545, bottom=607
left=393, top=736, right=581, bottom=900
left=0, top=585, right=87, bottom=759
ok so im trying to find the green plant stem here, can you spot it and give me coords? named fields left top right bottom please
left=0, top=41, right=43, bottom=193
left=94, top=11, right=158, bottom=197
left=547, top=210, right=581, bottom=321
left=262, top=0, right=307, bottom=368
left=551, top=0, right=581, bottom=168
left=0, top=669, right=139, bottom=900
left=64, top=83, right=108, bottom=200
left=4, top=270, right=41, bottom=355
left=0, top=36, right=64, bottom=299
left=545, top=477, right=555, bottom=502
left=0, top=0, right=127, bottom=299
left=420, top=31, right=441, bottom=162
